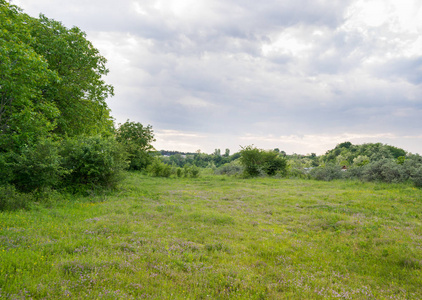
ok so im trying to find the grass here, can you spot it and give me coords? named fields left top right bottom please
left=1, top=173, right=422, bottom=299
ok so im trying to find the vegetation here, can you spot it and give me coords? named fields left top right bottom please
left=0, top=2, right=152, bottom=195
left=1, top=174, right=422, bottom=299
left=2, top=2, right=422, bottom=298
left=116, top=121, right=155, bottom=171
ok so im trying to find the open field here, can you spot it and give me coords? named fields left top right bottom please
left=1, top=173, right=422, bottom=299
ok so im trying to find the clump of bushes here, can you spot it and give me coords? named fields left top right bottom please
left=0, top=185, right=33, bottom=211
left=215, top=160, right=243, bottom=176
left=60, top=136, right=129, bottom=189
left=147, top=159, right=172, bottom=177
left=11, top=139, right=65, bottom=192
left=183, top=164, right=200, bottom=178
left=1, top=136, right=129, bottom=195
left=239, top=146, right=287, bottom=177
left=147, top=160, right=200, bottom=178
left=309, top=164, right=344, bottom=181
left=309, top=155, right=422, bottom=188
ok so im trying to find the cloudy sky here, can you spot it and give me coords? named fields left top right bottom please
left=13, top=0, right=422, bottom=154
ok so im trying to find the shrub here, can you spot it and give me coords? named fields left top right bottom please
left=239, top=146, right=287, bottom=177
left=147, top=159, right=172, bottom=177
left=60, top=136, right=129, bottom=189
left=190, top=165, right=200, bottom=178
left=182, top=164, right=200, bottom=178
left=262, top=152, right=287, bottom=176
left=0, top=184, right=33, bottom=211
left=309, top=164, right=344, bottom=181
left=361, top=159, right=403, bottom=183
left=215, top=160, right=243, bottom=176
left=288, top=168, right=309, bottom=179
left=116, top=121, right=155, bottom=170
left=11, top=139, right=65, bottom=192
left=412, top=168, right=422, bottom=188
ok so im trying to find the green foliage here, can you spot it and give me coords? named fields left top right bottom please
left=215, top=160, right=243, bottom=176
left=239, top=146, right=264, bottom=177
left=239, top=145, right=287, bottom=177
left=412, top=168, right=422, bottom=188
left=287, top=168, right=309, bottom=179
left=309, top=164, right=344, bottom=181
left=322, top=142, right=406, bottom=166
left=1, top=1, right=117, bottom=193
left=183, top=164, right=200, bottom=178
left=60, top=136, right=128, bottom=189
left=353, top=155, right=370, bottom=167
left=0, top=152, right=13, bottom=185
left=261, top=151, right=287, bottom=176
left=116, top=120, right=155, bottom=170
left=0, top=184, right=33, bottom=211
left=1, top=2, right=115, bottom=149
left=147, top=159, right=172, bottom=177
left=0, top=1, right=59, bottom=152
left=28, top=14, right=114, bottom=137
left=360, top=159, right=403, bottom=183
left=11, top=139, right=65, bottom=192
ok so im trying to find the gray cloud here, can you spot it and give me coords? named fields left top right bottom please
left=13, top=0, right=422, bottom=154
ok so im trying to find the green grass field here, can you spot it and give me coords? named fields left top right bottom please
left=1, top=173, right=421, bottom=299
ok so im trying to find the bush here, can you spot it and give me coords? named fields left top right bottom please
left=116, top=121, right=155, bottom=170
left=412, top=168, right=422, bottom=188
left=147, top=159, right=172, bottom=177
left=182, top=164, right=200, bottom=178
left=361, top=159, right=403, bottom=183
left=262, top=152, right=287, bottom=176
left=0, top=184, right=33, bottom=211
left=60, top=136, right=129, bottom=189
left=11, top=139, right=65, bottom=192
left=239, top=146, right=287, bottom=177
left=309, top=164, right=344, bottom=181
left=288, top=168, right=309, bottom=179
left=215, top=160, right=243, bottom=176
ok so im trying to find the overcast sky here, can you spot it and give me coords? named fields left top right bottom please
left=13, top=0, right=422, bottom=154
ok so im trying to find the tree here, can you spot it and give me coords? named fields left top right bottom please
left=28, top=14, right=114, bottom=137
left=0, top=1, right=59, bottom=152
left=116, top=120, right=155, bottom=170
left=239, top=145, right=287, bottom=177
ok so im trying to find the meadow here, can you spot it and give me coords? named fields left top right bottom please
left=1, top=173, right=421, bottom=299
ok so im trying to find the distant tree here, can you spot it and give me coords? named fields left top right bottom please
left=116, top=120, right=155, bottom=170
left=239, top=145, right=287, bottom=177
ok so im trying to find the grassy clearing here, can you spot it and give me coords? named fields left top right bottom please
left=1, top=173, right=422, bottom=299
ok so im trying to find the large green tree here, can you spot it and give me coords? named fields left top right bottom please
left=1, top=0, right=115, bottom=153
left=28, top=14, right=114, bottom=137
left=0, top=1, right=59, bottom=152
left=116, top=120, right=155, bottom=170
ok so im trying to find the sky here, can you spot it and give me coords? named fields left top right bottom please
left=12, top=0, right=422, bottom=154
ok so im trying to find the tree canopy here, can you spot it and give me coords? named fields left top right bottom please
left=0, top=0, right=114, bottom=154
